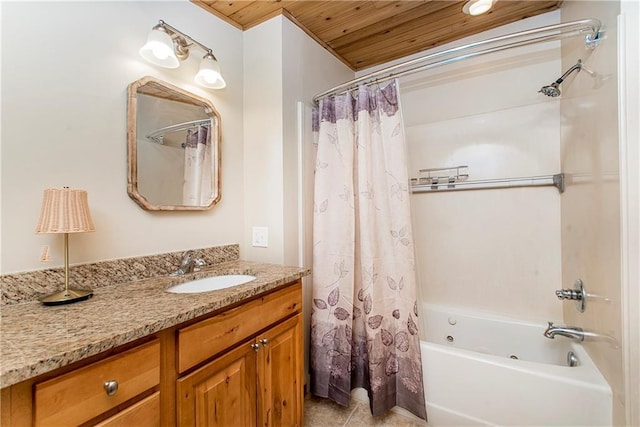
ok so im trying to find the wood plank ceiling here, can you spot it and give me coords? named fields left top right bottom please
left=194, top=0, right=562, bottom=71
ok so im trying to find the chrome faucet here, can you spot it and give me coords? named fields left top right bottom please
left=170, top=250, right=205, bottom=276
left=543, top=322, right=584, bottom=341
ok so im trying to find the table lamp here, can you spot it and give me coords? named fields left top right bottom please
left=35, top=187, right=95, bottom=305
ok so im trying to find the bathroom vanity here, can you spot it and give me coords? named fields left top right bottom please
left=0, top=260, right=307, bottom=427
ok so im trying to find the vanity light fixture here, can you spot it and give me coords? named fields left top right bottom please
left=462, top=0, right=496, bottom=16
left=194, top=52, right=225, bottom=89
left=140, top=20, right=226, bottom=89
left=35, top=187, right=96, bottom=305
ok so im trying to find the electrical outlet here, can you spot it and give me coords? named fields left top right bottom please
left=40, top=245, right=51, bottom=262
left=252, top=227, right=268, bottom=247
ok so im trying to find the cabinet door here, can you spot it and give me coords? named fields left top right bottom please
left=177, top=341, right=257, bottom=427
left=257, top=314, right=303, bottom=427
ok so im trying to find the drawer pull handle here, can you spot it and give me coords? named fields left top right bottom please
left=250, top=343, right=260, bottom=351
left=104, top=380, right=119, bottom=396
left=260, top=338, right=269, bottom=346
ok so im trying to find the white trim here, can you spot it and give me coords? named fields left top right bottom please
left=296, top=101, right=305, bottom=268
left=618, top=5, right=640, bottom=426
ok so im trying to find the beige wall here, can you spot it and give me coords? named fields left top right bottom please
left=243, top=18, right=286, bottom=265
left=242, top=16, right=352, bottom=268
left=395, top=12, right=565, bottom=321
left=0, top=1, right=245, bottom=274
left=559, top=1, right=625, bottom=424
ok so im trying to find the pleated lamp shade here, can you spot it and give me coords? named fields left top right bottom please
left=36, top=188, right=95, bottom=234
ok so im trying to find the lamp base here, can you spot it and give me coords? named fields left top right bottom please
left=39, top=288, right=93, bottom=306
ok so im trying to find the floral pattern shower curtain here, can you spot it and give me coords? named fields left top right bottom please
left=310, top=81, right=426, bottom=420
left=183, top=124, right=212, bottom=206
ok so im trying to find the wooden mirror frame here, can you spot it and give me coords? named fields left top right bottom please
left=127, top=76, right=221, bottom=211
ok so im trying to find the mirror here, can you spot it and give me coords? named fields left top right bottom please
left=127, top=76, right=221, bottom=210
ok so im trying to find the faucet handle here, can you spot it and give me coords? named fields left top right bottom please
left=180, top=250, right=195, bottom=265
left=555, top=279, right=586, bottom=313
left=193, top=258, right=206, bottom=271
left=555, top=288, right=582, bottom=300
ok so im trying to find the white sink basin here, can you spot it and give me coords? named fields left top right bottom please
left=166, top=275, right=256, bottom=294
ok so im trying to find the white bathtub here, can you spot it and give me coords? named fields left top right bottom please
left=420, top=304, right=612, bottom=426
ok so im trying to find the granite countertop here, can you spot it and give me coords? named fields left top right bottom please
left=0, top=260, right=309, bottom=388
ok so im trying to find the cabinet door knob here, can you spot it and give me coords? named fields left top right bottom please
left=104, top=380, right=119, bottom=396
left=250, top=343, right=260, bottom=351
left=260, top=338, right=269, bottom=346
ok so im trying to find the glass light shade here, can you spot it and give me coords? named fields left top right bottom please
left=139, top=28, right=180, bottom=68
left=195, top=55, right=226, bottom=89
left=462, top=0, right=494, bottom=16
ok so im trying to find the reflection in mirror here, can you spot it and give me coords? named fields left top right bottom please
left=127, top=76, right=221, bottom=210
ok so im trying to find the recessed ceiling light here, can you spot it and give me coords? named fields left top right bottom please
left=462, top=0, right=496, bottom=16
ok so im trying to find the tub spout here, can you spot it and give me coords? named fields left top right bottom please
left=543, top=322, right=584, bottom=341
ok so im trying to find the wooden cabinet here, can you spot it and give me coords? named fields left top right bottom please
left=176, top=335, right=258, bottom=426
left=176, top=283, right=302, bottom=374
left=94, top=392, right=160, bottom=427
left=177, top=314, right=302, bottom=427
left=256, top=314, right=303, bottom=427
left=0, top=281, right=302, bottom=427
left=33, top=339, right=160, bottom=426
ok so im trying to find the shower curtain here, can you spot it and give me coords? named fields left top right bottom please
left=310, top=81, right=426, bottom=420
left=183, top=124, right=212, bottom=206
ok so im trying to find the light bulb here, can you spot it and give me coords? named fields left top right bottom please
left=139, top=27, right=180, bottom=68
left=150, top=43, right=171, bottom=60
left=195, top=53, right=226, bottom=89
left=201, top=71, right=218, bottom=84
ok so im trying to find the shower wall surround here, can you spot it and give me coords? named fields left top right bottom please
left=559, top=2, right=624, bottom=423
left=399, top=12, right=564, bottom=321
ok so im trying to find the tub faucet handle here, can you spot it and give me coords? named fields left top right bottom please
left=555, top=289, right=582, bottom=300
left=555, top=279, right=586, bottom=312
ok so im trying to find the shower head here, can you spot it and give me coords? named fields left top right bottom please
left=539, top=82, right=561, bottom=97
left=539, top=59, right=583, bottom=97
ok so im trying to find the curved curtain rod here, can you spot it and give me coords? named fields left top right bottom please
left=146, top=118, right=213, bottom=144
left=313, top=18, right=601, bottom=103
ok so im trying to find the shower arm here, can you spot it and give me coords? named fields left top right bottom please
left=555, top=60, right=583, bottom=84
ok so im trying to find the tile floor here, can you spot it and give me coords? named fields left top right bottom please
left=304, top=394, right=428, bottom=426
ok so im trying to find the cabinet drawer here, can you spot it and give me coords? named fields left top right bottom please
left=95, top=392, right=160, bottom=427
left=177, top=281, right=301, bottom=373
left=34, top=339, right=160, bottom=426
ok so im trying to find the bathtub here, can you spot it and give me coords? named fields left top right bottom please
left=420, top=304, right=612, bottom=426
